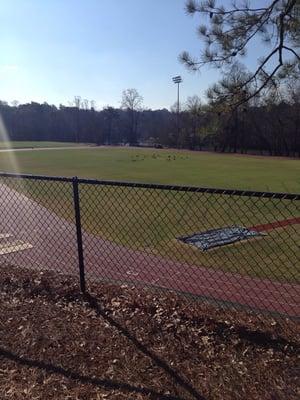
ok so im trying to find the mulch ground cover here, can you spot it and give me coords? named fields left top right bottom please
left=0, top=264, right=299, bottom=400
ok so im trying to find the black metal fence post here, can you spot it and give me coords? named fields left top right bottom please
left=72, top=176, right=86, bottom=293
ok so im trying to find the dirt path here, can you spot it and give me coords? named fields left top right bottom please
left=0, top=183, right=299, bottom=317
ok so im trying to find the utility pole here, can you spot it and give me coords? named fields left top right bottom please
left=172, top=75, right=182, bottom=147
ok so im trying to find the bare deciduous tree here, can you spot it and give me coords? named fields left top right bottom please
left=121, top=88, right=143, bottom=145
left=73, top=96, right=82, bottom=109
left=206, top=62, right=253, bottom=110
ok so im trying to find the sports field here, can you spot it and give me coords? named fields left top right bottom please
left=0, top=146, right=299, bottom=283
left=0, top=146, right=299, bottom=192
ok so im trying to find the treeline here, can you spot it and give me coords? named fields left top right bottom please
left=0, top=101, right=174, bottom=147
left=0, top=95, right=299, bottom=156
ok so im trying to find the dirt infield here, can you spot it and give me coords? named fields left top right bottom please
left=0, top=183, right=299, bottom=318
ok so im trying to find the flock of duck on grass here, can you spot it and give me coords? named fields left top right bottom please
left=130, top=153, right=190, bottom=162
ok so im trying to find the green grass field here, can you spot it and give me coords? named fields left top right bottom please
left=0, top=141, right=85, bottom=149
left=0, top=146, right=299, bottom=282
left=0, top=146, right=299, bottom=192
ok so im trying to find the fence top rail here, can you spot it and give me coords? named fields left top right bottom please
left=0, top=171, right=299, bottom=200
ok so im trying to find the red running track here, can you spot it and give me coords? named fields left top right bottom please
left=0, top=183, right=299, bottom=318
left=250, top=217, right=300, bottom=232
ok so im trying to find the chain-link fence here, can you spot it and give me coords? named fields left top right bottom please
left=0, top=172, right=299, bottom=324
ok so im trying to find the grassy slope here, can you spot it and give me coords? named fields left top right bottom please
left=0, top=141, right=84, bottom=149
left=1, top=147, right=299, bottom=282
left=0, top=147, right=299, bottom=192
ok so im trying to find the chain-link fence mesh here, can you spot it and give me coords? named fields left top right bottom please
left=0, top=175, right=77, bottom=276
left=0, top=173, right=299, bottom=328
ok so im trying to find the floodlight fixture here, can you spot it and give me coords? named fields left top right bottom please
left=172, top=75, right=183, bottom=145
left=172, top=76, right=182, bottom=84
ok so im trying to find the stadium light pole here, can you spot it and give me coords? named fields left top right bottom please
left=172, top=75, right=182, bottom=146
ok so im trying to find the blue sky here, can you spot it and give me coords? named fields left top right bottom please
left=0, top=0, right=267, bottom=110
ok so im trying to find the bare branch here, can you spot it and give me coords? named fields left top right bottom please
left=283, top=46, right=300, bottom=61
left=181, top=0, right=300, bottom=108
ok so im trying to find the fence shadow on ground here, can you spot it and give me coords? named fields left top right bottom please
left=0, top=346, right=193, bottom=400
left=83, top=292, right=207, bottom=400
left=0, top=282, right=206, bottom=400
left=1, top=267, right=299, bottom=400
